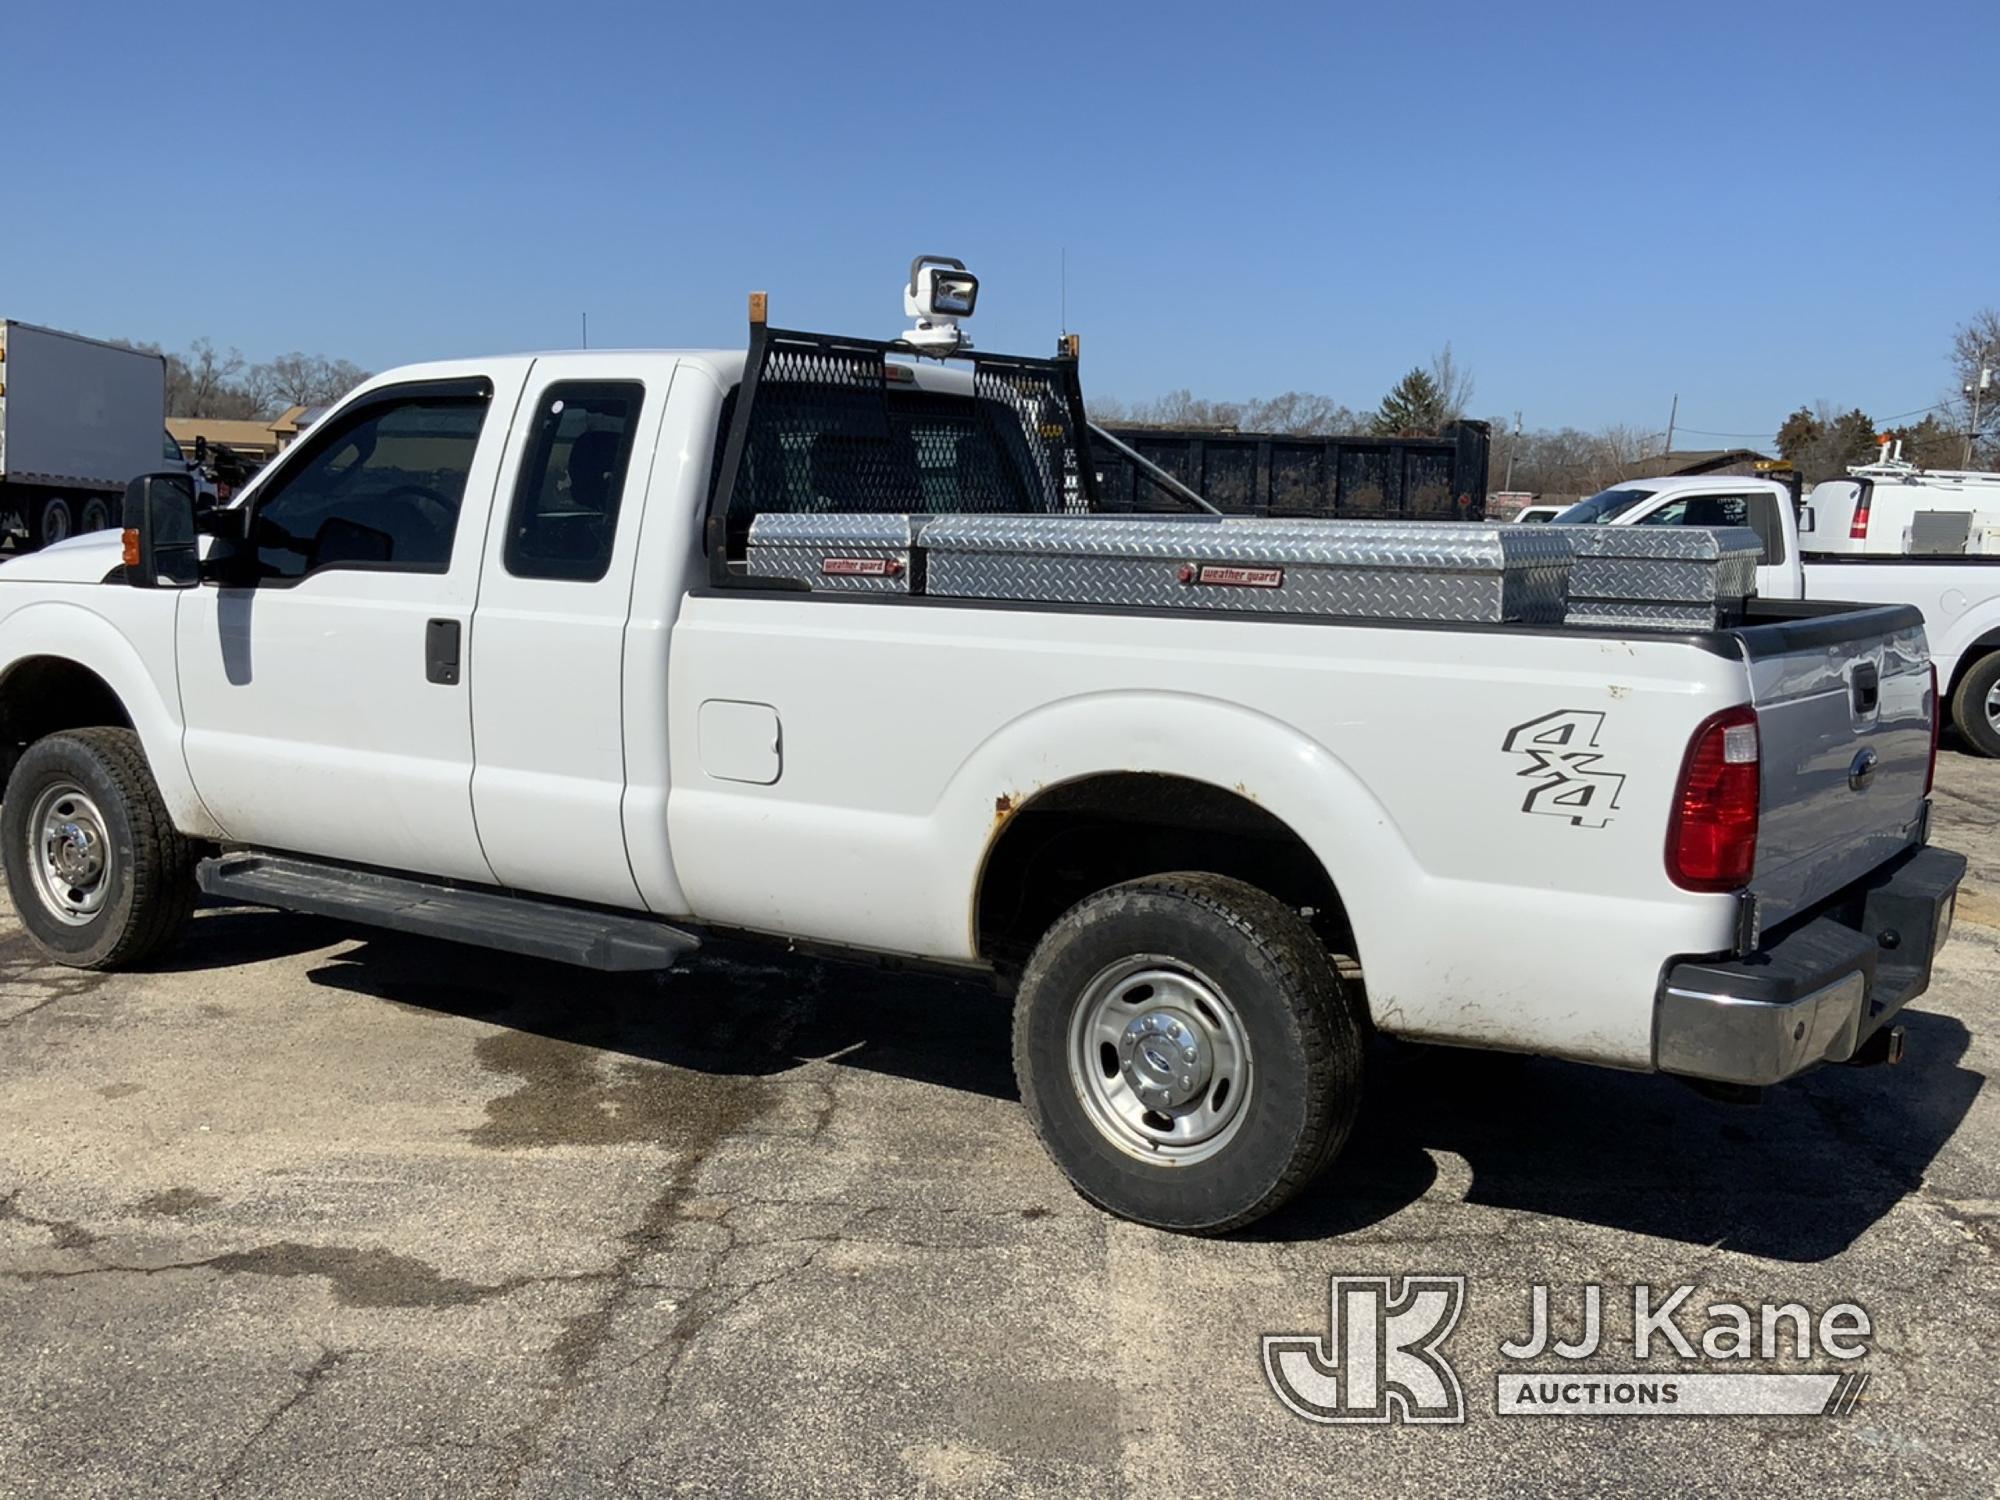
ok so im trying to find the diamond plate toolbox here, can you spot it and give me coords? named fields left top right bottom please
left=921, top=514, right=1573, bottom=623
left=745, top=512, right=924, bottom=593
left=1563, top=525, right=1761, bottom=629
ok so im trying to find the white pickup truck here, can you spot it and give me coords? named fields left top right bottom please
left=0, top=284, right=1965, bottom=1233
left=1553, top=474, right=2000, bottom=756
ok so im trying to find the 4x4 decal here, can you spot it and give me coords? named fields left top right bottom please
left=1503, top=710, right=1626, bottom=828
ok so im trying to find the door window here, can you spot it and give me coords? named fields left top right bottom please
left=1629, top=491, right=1783, bottom=563
left=504, top=382, right=645, bottom=582
left=250, top=388, right=489, bottom=579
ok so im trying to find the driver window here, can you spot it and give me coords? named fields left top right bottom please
left=251, top=391, right=489, bottom=579
left=1631, top=492, right=1771, bottom=561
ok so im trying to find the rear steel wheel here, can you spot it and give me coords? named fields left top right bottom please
left=1014, top=873, right=1365, bottom=1233
left=1067, top=956, right=1252, bottom=1165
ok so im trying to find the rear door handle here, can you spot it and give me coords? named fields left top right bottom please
left=425, top=618, right=461, bottom=685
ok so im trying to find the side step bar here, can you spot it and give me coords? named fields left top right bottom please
left=197, top=852, right=701, bottom=972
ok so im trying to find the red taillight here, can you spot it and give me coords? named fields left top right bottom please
left=1849, top=490, right=1871, bottom=540
left=1926, top=663, right=1939, bottom=797
left=1667, top=705, right=1760, bottom=892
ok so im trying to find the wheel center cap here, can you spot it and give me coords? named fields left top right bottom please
left=1118, top=1007, right=1211, bottom=1109
left=53, top=823, right=101, bottom=884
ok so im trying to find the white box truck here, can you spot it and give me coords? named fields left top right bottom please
left=0, top=321, right=167, bottom=548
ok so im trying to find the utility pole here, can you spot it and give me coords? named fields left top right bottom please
left=1967, top=351, right=1993, bottom=467
left=1503, top=410, right=1522, bottom=491
left=1663, top=393, right=1678, bottom=456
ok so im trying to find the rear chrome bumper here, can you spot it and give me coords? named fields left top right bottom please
left=1655, top=844, right=1966, bottom=1086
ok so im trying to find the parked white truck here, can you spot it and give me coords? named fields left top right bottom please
left=1553, top=473, right=2000, bottom=757
left=0, top=279, right=1964, bottom=1232
left=0, top=321, right=166, bottom=547
left=1801, top=439, right=2000, bottom=558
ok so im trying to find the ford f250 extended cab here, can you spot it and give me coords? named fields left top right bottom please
left=1554, top=473, right=2000, bottom=757
left=0, top=277, right=1967, bottom=1233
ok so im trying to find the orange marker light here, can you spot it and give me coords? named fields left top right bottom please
left=122, top=529, right=141, bottom=568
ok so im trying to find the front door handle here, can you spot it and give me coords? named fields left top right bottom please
left=425, top=618, right=461, bottom=685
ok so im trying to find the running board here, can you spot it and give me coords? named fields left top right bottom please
left=197, top=853, right=701, bottom=972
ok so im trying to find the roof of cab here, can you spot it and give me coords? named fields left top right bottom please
left=1610, top=473, right=1793, bottom=497
left=348, top=348, right=981, bottom=399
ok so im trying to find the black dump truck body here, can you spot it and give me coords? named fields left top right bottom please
left=1091, top=420, right=1491, bottom=520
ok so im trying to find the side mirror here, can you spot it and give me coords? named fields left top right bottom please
left=121, top=472, right=201, bottom=588
left=194, top=436, right=209, bottom=463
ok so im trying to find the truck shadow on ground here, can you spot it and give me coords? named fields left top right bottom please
left=1256, top=1011, right=1984, bottom=1260
left=195, top=907, right=1983, bottom=1262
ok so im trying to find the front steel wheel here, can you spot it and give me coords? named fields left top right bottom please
left=26, top=782, right=115, bottom=926
left=0, top=729, right=196, bottom=968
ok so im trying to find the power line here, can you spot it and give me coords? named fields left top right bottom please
left=1667, top=398, right=1958, bottom=445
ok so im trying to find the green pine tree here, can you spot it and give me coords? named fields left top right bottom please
left=1371, top=368, right=1448, bottom=436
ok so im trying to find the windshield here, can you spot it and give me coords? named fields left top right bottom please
left=1550, top=487, right=1657, bottom=524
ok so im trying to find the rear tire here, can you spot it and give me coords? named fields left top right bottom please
left=1, top=728, right=197, bottom=968
left=1950, top=653, right=2000, bottom=758
left=77, top=496, right=114, bottom=534
left=30, top=496, right=74, bottom=549
left=1012, top=872, right=1364, bottom=1234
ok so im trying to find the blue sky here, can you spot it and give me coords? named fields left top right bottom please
left=8, top=1, right=1995, bottom=442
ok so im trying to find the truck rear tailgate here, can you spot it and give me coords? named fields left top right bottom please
left=1739, top=602, right=1932, bottom=925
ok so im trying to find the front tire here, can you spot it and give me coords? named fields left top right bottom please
left=1013, top=873, right=1364, bottom=1234
left=1950, top=653, right=2000, bottom=759
left=1, top=729, right=197, bottom=968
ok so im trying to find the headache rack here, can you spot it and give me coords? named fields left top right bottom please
left=706, top=305, right=1119, bottom=585
left=711, top=296, right=1760, bottom=631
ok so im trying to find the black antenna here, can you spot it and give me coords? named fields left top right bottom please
left=1060, top=247, right=1068, bottom=335
left=581, top=312, right=588, bottom=350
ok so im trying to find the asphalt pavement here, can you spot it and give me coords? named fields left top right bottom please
left=0, top=754, right=1996, bottom=1497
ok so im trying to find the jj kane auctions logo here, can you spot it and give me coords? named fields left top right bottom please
left=1265, top=1276, right=1875, bottom=1423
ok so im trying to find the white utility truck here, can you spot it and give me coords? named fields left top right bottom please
left=0, top=321, right=166, bottom=547
left=0, top=266, right=1964, bottom=1232
left=1802, top=439, right=2000, bottom=557
left=1553, top=473, right=2000, bottom=757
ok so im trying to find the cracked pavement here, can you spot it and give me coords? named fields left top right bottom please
left=0, top=755, right=1996, bottom=1497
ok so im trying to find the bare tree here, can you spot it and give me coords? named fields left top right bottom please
left=1585, top=424, right=1658, bottom=492
left=255, top=352, right=372, bottom=409
left=117, top=335, right=373, bottom=422
left=1091, top=388, right=1364, bottom=436
left=1241, top=391, right=1363, bottom=435
left=1428, top=343, right=1475, bottom=423
left=179, top=339, right=252, bottom=418
left=1949, top=309, right=2000, bottom=466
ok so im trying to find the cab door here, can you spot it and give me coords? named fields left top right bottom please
left=1626, top=487, right=1796, bottom=598
left=467, top=357, right=672, bottom=909
left=175, top=364, right=531, bottom=881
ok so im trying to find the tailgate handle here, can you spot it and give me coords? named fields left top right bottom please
left=1851, top=662, right=1879, bottom=717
